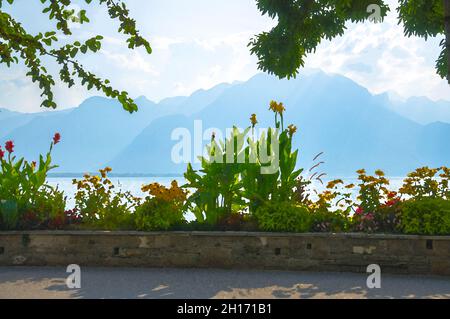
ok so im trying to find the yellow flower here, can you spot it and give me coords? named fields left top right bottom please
left=141, top=184, right=152, bottom=193
left=269, top=100, right=278, bottom=112
left=269, top=100, right=286, bottom=115
left=326, top=179, right=343, bottom=189
left=356, top=169, right=366, bottom=175
left=375, top=169, right=385, bottom=177
left=250, top=114, right=258, bottom=126
left=287, top=124, right=297, bottom=136
left=277, top=102, right=286, bottom=115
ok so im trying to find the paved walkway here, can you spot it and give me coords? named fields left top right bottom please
left=0, top=267, right=449, bottom=299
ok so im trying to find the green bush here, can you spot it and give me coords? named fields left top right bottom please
left=0, top=135, right=66, bottom=230
left=134, top=200, right=184, bottom=230
left=134, top=181, right=187, bottom=231
left=19, top=187, right=67, bottom=230
left=73, top=168, right=137, bottom=230
left=254, top=201, right=312, bottom=232
left=400, top=198, right=450, bottom=235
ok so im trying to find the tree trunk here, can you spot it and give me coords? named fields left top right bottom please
left=444, top=0, right=450, bottom=84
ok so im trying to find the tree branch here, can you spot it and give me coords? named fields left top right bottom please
left=444, top=0, right=450, bottom=83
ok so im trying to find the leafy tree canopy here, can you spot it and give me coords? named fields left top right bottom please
left=249, top=0, right=449, bottom=83
left=0, top=0, right=152, bottom=112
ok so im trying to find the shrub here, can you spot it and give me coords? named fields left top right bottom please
left=396, top=167, right=450, bottom=235
left=400, top=166, right=450, bottom=200
left=307, top=178, right=353, bottom=232
left=134, top=181, right=187, bottom=230
left=351, top=191, right=402, bottom=233
left=72, top=167, right=137, bottom=230
left=19, top=187, right=67, bottom=230
left=356, top=169, right=391, bottom=213
left=254, top=201, right=312, bottom=232
left=0, top=134, right=65, bottom=230
left=310, top=209, right=349, bottom=232
left=400, top=198, right=450, bottom=235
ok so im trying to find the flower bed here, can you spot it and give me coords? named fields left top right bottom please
left=1, top=101, right=450, bottom=235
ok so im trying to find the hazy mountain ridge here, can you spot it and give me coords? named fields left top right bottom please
left=110, top=72, right=446, bottom=175
left=1, top=71, right=449, bottom=175
left=388, top=97, right=450, bottom=125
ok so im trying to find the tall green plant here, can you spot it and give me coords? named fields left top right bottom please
left=241, top=127, right=280, bottom=213
left=184, top=127, right=248, bottom=224
left=185, top=101, right=304, bottom=224
left=242, top=101, right=302, bottom=213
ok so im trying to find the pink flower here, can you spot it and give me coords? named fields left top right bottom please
left=0, top=147, right=4, bottom=159
left=355, top=207, right=363, bottom=215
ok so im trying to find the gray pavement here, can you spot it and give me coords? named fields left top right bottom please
left=0, top=267, right=449, bottom=299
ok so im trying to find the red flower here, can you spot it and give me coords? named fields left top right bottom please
left=387, top=191, right=397, bottom=199
left=0, top=147, right=4, bottom=159
left=385, top=198, right=399, bottom=207
left=53, top=132, right=61, bottom=145
left=355, top=207, right=364, bottom=215
left=5, top=140, right=14, bottom=153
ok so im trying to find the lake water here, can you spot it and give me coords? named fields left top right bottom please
left=47, top=176, right=406, bottom=210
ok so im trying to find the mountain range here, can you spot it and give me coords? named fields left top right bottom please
left=1, top=70, right=449, bottom=176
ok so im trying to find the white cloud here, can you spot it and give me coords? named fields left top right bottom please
left=305, top=1, right=449, bottom=101
left=152, top=36, right=187, bottom=50
left=100, top=49, right=160, bottom=76
left=0, top=73, right=93, bottom=112
left=159, top=32, right=259, bottom=96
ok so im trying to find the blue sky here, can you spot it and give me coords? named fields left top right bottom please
left=0, top=0, right=449, bottom=112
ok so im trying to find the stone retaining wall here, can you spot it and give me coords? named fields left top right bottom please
left=0, top=231, right=449, bottom=275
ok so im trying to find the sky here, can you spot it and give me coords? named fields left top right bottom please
left=0, top=0, right=449, bottom=113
